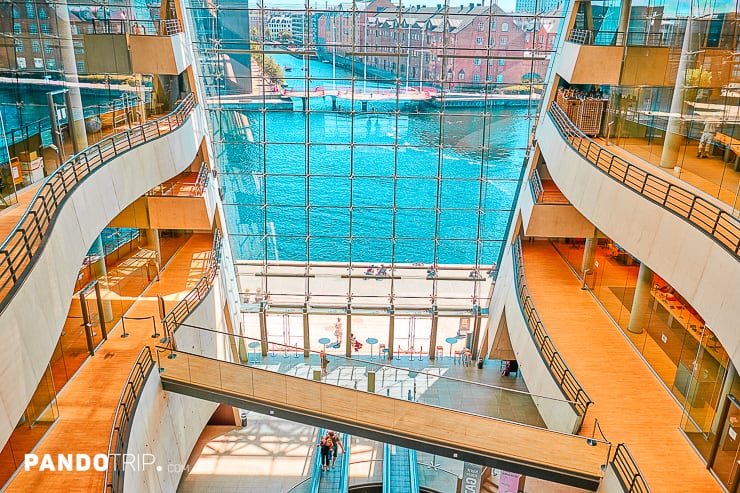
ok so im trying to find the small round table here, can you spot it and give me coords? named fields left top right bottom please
left=248, top=341, right=261, bottom=364
left=366, top=337, right=378, bottom=359
left=318, top=337, right=332, bottom=350
left=445, top=337, right=459, bottom=359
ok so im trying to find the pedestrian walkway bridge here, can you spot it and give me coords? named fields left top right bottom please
left=157, top=348, right=608, bottom=490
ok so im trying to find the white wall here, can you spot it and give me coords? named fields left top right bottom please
left=123, top=278, right=238, bottom=493
left=0, top=108, right=207, bottom=448
left=486, top=243, right=582, bottom=434
left=537, top=115, right=740, bottom=371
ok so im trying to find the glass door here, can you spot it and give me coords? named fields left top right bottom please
left=711, top=395, right=740, bottom=492
left=79, top=281, right=106, bottom=354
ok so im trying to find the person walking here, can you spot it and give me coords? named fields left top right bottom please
left=328, top=431, right=344, bottom=469
left=318, top=432, right=334, bottom=471
left=320, top=349, right=329, bottom=377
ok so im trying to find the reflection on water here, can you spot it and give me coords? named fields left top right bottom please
left=219, top=52, right=536, bottom=264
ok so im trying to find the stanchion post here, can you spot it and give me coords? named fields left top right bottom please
left=121, top=317, right=129, bottom=338
left=150, top=315, right=161, bottom=339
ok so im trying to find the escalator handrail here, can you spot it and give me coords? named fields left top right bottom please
left=408, top=448, right=419, bottom=493
left=382, top=443, right=392, bottom=493
left=338, top=434, right=351, bottom=493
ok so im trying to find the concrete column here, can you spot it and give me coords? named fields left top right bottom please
left=345, top=310, right=352, bottom=358
left=617, top=0, right=632, bottom=46
left=145, top=229, right=162, bottom=271
left=259, top=302, right=268, bottom=356
left=90, top=235, right=114, bottom=322
left=712, top=361, right=737, bottom=435
left=659, top=18, right=695, bottom=170
left=53, top=0, right=88, bottom=153
left=302, top=303, right=310, bottom=358
left=470, top=306, right=482, bottom=360
left=428, top=306, right=438, bottom=360
left=627, top=262, right=654, bottom=334
left=580, top=235, right=597, bottom=276
left=388, top=306, right=395, bottom=360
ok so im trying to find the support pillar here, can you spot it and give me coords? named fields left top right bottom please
left=388, top=305, right=395, bottom=360
left=617, top=0, right=632, bottom=46
left=145, top=228, right=162, bottom=277
left=428, top=305, right=438, bottom=360
left=259, top=301, right=268, bottom=356
left=580, top=235, right=597, bottom=276
left=345, top=307, right=353, bottom=358
left=659, top=18, right=696, bottom=171
left=303, top=303, right=310, bottom=358
left=470, top=305, right=482, bottom=360
left=53, top=0, right=88, bottom=153
left=90, top=235, right=114, bottom=323
left=627, top=262, right=654, bottom=334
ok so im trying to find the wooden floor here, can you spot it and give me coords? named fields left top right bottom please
left=597, top=137, right=740, bottom=211
left=521, top=241, right=722, bottom=493
left=4, top=233, right=213, bottom=493
left=0, top=182, right=43, bottom=242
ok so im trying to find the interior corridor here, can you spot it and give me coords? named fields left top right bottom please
left=521, top=240, right=721, bottom=493
left=3, top=233, right=213, bottom=492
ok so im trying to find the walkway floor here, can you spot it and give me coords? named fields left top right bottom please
left=0, top=181, right=42, bottom=240
left=521, top=240, right=721, bottom=493
left=596, top=136, right=740, bottom=212
left=4, top=233, right=213, bottom=492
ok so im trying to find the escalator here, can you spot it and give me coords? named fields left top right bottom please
left=310, top=428, right=351, bottom=493
left=383, top=443, right=418, bottom=493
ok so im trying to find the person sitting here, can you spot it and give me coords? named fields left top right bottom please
left=365, top=265, right=376, bottom=276
left=377, top=264, right=388, bottom=277
left=426, top=265, right=437, bottom=278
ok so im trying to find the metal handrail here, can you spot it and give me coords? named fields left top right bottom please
left=103, top=347, right=156, bottom=493
left=161, top=229, right=223, bottom=343
left=90, top=18, right=184, bottom=36
left=549, top=102, right=740, bottom=259
left=512, top=237, right=592, bottom=420
left=611, top=443, right=651, bottom=493
left=176, top=321, right=583, bottom=407
left=0, top=93, right=195, bottom=313
left=566, top=29, right=675, bottom=47
left=529, top=168, right=544, bottom=203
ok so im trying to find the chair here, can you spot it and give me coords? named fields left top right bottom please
left=453, top=350, right=463, bottom=365
left=379, top=344, right=388, bottom=360
left=463, top=349, right=472, bottom=367
left=435, top=346, right=444, bottom=359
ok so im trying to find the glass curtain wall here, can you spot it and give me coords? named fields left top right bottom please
left=185, top=0, right=565, bottom=334
left=550, top=237, right=733, bottom=467
left=564, top=1, right=740, bottom=213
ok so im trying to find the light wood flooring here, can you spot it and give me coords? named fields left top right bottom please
left=3, top=233, right=213, bottom=492
left=598, top=137, right=740, bottom=212
left=521, top=240, right=722, bottom=493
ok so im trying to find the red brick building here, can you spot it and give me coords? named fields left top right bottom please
left=316, top=2, right=562, bottom=89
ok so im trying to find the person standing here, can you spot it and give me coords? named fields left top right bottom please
left=334, top=317, right=343, bottom=346
left=320, top=349, right=329, bottom=377
left=698, top=120, right=719, bottom=158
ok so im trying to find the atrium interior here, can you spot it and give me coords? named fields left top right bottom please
left=0, top=0, right=739, bottom=492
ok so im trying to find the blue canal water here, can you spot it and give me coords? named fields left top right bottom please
left=221, top=51, right=535, bottom=265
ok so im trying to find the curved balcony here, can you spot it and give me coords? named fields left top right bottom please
left=540, top=103, right=740, bottom=367
left=0, top=95, right=203, bottom=447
